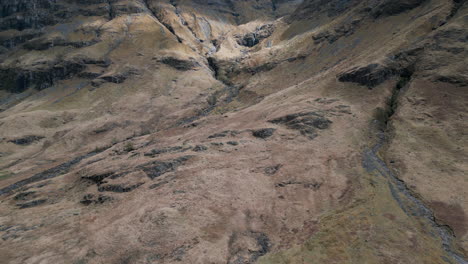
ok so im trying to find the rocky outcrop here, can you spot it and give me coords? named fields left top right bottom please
left=228, top=231, right=271, bottom=264
left=370, top=0, right=428, bottom=18
left=312, top=19, right=361, bottom=44
left=22, top=36, right=99, bottom=51
left=98, top=183, right=144, bottom=193
left=82, top=172, right=115, bottom=186
left=269, top=112, right=332, bottom=139
left=236, top=24, right=275, bottom=47
left=252, top=128, right=276, bottom=139
left=337, top=63, right=396, bottom=88
left=144, top=145, right=192, bottom=157
left=138, top=156, right=193, bottom=179
left=290, top=0, right=360, bottom=20
left=13, top=191, right=36, bottom=201
left=208, top=130, right=240, bottom=139
left=8, top=135, right=44, bottom=145
left=0, top=61, right=86, bottom=93
left=91, top=67, right=141, bottom=87
left=192, top=145, right=208, bottom=152
left=156, top=56, right=201, bottom=71
left=80, top=194, right=112, bottom=205
left=17, top=199, right=47, bottom=209
left=0, top=149, right=107, bottom=195
left=0, top=30, right=43, bottom=49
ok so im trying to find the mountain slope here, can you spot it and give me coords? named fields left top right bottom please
left=0, top=0, right=467, bottom=263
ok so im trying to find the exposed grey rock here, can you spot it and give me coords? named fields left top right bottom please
left=17, top=199, right=47, bottom=209
left=138, top=156, right=193, bottom=180
left=337, top=63, right=396, bottom=88
left=269, top=112, right=332, bottom=140
left=236, top=24, right=275, bottom=47
left=264, top=164, right=282, bottom=175
left=0, top=148, right=110, bottom=195
left=80, top=194, right=112, bottom=205
left=252, top=128, right=276, bottom=139
left=98, top=183, right=144, bottom=193
left=156, top=56, right=200, bottom=71
left=192, top=145, right=208, bottom=152
left=370, top=0, right=428, bottom=18
left=81, top=172, right=115, bottom=186
left=144, top=146, right=192, bottom=157
left=208, top=130, right=239, bottom=139
left=0, top=61, right=87, bottom=93
left=13, top=191, right=36, bottom=201
left=8, top=135, right=44, bottom=145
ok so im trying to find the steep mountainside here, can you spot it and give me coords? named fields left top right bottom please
left=0, top=0, right=467, bottom=263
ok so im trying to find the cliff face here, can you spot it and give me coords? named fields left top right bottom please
left=0, top=1, right=467, bottom=263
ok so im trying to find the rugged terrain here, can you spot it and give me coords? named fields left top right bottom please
left=0, top=0, right=467, bottom=263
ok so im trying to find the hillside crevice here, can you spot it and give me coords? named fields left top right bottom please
left=363, top=71, right=467, bottom=263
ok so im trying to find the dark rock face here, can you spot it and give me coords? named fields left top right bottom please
left=436, top=75, right=468, bottom=86
left=0, top=30, right=43, bottom=49
left=13, top=191, right=36, bottom=201
left=192, top=145, right=208, bottom=152
left=238, top=32, right=259, bottom=47
left=17, top=199, right=47, bottom=209
left=8, top=135, right=44, bottom=145
left=144, top=146, right=192, bottom=157
left=157, top=56, right=200, bottom=71
left=98, top=183, right=144, bottom=193
left=0, top=0, right=151, bottom=93
left=226, top=141, right=238, bottom=146
left=269, top=112, right=332, bottom=139
left=82, top=172, right=115, bottom=186
left=0, top=62, right=86, bottom=93
left=139, top=156, right=193, bottom=179
left=0, top=0, right=58, bottom=31
left=23, top=36, right=99, bottom=51
left=292, top=0, right=427, bottom=23
left=0, top=148, right=108, bottom=195
left=92, top=67, right=140, bottom=87
left=80, top=194, right=112, bottom=205
left=148, top=180, right=169, bottom=190
left=236, top=24, right=275, bottom=47
left=252, top=128, right=276, bottom=139
left=312, top=20, right=361, bottom=44
left=370, top=0, right=428, bottom=18
left=337, top=63, right=396, bottom=88
left=208, top=130, right=240, bottom=139
left=291, top=0, right=359, bottom=20
left=0, top=0, right=116, bottom=31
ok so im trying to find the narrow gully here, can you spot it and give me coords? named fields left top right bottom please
left=362, top=74, right=468, bottom=264
left=169, top=0, right=204, bottom=43
left=142, top=0, right=183, bottom=43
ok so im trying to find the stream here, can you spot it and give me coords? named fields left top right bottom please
left=362, top=128, right=467, bottom=264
